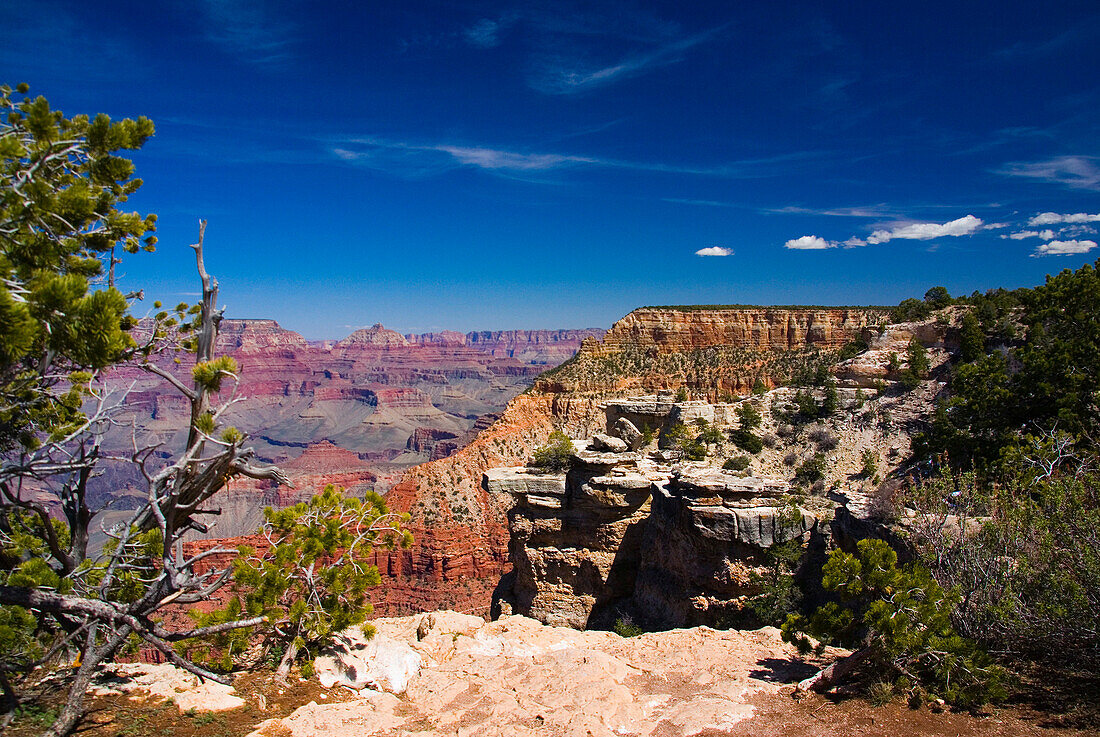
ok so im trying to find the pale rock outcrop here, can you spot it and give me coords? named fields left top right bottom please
left=488, top=453, right=654, bottom=629
left=836, top=318, right=948, bottom=388
left=490, top=437, right=812, bottom=629
left=91, top=663, right=245, bottom=712
left=632, top=477, right=819, bottom=628
left=250, top=612, right=823, bottom=737
left=314, top=629, right=423, bottom=692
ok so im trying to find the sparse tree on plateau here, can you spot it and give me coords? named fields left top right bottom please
left=193, top=485, right=412, bottom=678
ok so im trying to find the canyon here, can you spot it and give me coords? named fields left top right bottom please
left=120, top=306, right=933, bottom=619
left=95, top=320, right=603, bottom=540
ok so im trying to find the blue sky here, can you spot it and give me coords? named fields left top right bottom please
left=3, top=1, right=1099, bottom=338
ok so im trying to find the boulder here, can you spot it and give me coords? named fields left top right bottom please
left=591, top=433, right=629, bottom=453
left=612, top=418, right=644, bottom=450
left=314, top=628, right=423, bottom=693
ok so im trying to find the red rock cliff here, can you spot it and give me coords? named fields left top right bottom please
left=595, top=307, right=884, bottom=354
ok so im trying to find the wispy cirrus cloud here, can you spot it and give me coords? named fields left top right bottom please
left=461, top=5, right=728, bottom=95
left=332, top=136, right=821, bottom=180
left=663, top=197, right=741, bottom=208
left=998, top=155, right=1100, bottom=190
left=464, top=18, right=507, bottom=48
left=199, top=0, right=297, bottom=65
left=529, top=25, right=728, bottom=95
left=332, top=139, right=592, bottom=178
left=766, top=204, right=896, bottom=218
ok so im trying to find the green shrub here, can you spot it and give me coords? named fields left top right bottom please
left=613, top=616, right=644, bottom=637
left=959, top=310, right=985, bottom=363
left=729, top=429, right=764, bottom=454
left=899, top=338, right=929, bottom=390
left=892, top=297, right=932, bottom=323
left=905, top=460, right=1100, bottom=681
left=661, top=422, right=707, bottom=460
left=782, top=539, right=1005, bottom=708
left=723, top=455, right=751, bottom=472
left=698, top=425, right=725, bottom=446
left=530, top=430, right=574, bottom=472
left=838, top=339, right=869, bottom=361
left=820, top=380, right=839, bottom=416
left=923, top=286, right=953, bottom=309
left=795, top=390, right=819, bottom=420
left=794, top=453, right=826, bottom=483
left=886, top=352, right=900, bottom=374
left=859, top=449, right=878, bottom=477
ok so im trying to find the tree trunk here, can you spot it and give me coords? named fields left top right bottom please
left=43, top=628, right=128, bottom=737
left=275, top=637, right=300, bottom=680
left=0, top=670, right=18, bottom=728
left=795, top=645, right=873, bottom=695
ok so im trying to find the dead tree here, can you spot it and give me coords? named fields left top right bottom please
left=0, top=222, right=288, bottom=737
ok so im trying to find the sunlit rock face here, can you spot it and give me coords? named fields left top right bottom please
left=488, top=444, right=816, bottom=631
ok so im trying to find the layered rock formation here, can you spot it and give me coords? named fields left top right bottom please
left=484, top=315, right=956, bottom=630
left=375, top=307, right=887, bottom=615
left=487, top=429, right=821, bottom=630
left=536, top=306, right=888, bottom=396
left=596, top=306, right=886, bottom=354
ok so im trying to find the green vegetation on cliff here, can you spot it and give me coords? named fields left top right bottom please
left=537, top=342, right=841, bottom=398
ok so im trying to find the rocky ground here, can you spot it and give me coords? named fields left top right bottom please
left=7, top=612, right=1094, bottom=737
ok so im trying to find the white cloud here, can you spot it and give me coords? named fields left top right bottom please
left=1006, top=229, right=1055, bottom=240
left=1000, top=156, right=1100, bottom=190
left=1032, top=239, right=1098, bottom=256
left=785, top=235, right=834, bottom=250
left=983, top=222, right=1010, bottom=229
left=1028, top=211, right=1100, bottom=225
left=695, top=246, right=733, bottom=257
left=842, top=237, right=867, bottom=247
left=866, top=215, right=983, bottom=244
